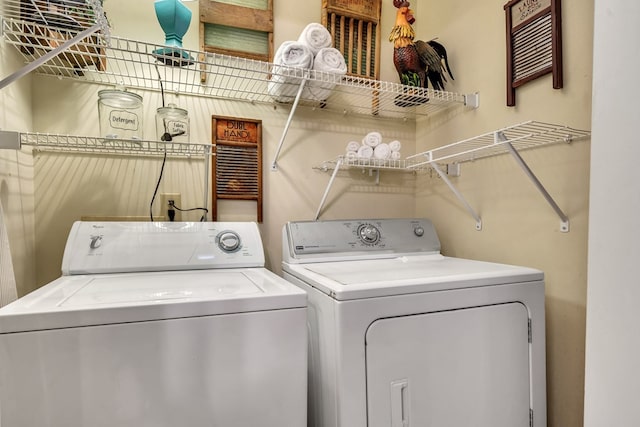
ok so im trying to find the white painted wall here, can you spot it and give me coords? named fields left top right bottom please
left=584, top=0, right=640, bottom=425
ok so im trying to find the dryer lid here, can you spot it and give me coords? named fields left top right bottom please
left=283, top=254, right=543, bottom=300
left=0, top=268, right=306, bottom=333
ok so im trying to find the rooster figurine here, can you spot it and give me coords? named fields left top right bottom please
left=389, top=0, right=454, bottom=105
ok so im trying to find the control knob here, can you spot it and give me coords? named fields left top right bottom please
left=358, top=224, right=380, bottom=245
left=217, top=231, right=241, bottom=252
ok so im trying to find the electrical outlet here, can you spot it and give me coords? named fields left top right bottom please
left=160, top=193, right=182, bottom=221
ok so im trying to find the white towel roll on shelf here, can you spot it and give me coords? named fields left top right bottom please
left=389, top=140, right=402, bottom=152
left=357, top=145, right=374, bottom=159
left=390, top=151, right=402, bottom=160
left=303, top=47, right=347, bottom=101
left=374, top=143, right=391, bottom=160
left=345, top=151, right=358, bottom=160
left=346, top=141, right=361, bottom=152
left=268, top=41, right=314, bottom=102
left=362, top=131, right=382, bottom=147
left=298, top=23, right=333, bottom=55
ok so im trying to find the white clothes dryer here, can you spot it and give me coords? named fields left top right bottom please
left=0, top=221, right=307, bottom=427
left=282, top=218, right=546, bottom=427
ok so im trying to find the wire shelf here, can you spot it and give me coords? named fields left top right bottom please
left=1, top=0, right=108, bottom=33
left=21, top=132, right=214, bottom=158
left=1, top=17, right=478, bottom=120
left=316, top=155, right=429, bottom=172
left=407, top=121, right=591, bottom=168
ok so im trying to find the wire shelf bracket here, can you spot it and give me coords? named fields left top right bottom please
left=313, top=155, right=429, bottom=220
left=270, top=75, right=308, bottom=171
left=408, top=121, right=591, bottom=232
left=431, top=160, right=482, bottom=231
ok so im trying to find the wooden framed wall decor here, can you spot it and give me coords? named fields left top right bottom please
left=199, top=0, right=274, bottom=62
left=321, top=0, right=382, bottom=79
left=504, top=0, right=563, bottom=106
left=211, top=116, right=263, bottom=222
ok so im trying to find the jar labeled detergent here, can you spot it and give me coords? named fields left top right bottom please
left=98, top=89, right=143, bottom=140
left=156, top=103, right=189, bottom=142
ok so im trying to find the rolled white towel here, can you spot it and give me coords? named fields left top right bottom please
left=298, top=23, right=332, bottom=55
left=345, top=151, right=358, bottom=161
left=390, top=151, right=402, bottom=160
left=346, top=141, right=361, bottom=152
left=274, top=41, right=314, bottom=68
left=304, top=47, right=347, bottom=101
left=388, top=140, right=402, bottom=152
left=362, top=131, right=382, bottom=147
left=374, top=143, right=391, bottom=160
left=268, top=41, right=314, bottom=102
left=357, top=145, right=373, bottom=159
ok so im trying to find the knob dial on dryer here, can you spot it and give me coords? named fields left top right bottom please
left=357, top=224, right=380, bottom=245
left=217, top=231, right=241, bottom=252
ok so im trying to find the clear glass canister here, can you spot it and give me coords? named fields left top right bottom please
left=156, top=103, right=190, bottom=142
left=97, top=89, right=144, bottom=140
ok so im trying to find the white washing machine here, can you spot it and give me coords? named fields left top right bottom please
left=282, top=218, right=546, bottom=427
left=0, top=221, right=307, bottom=427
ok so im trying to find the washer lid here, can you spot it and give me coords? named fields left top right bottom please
left=0, top=268, right=306, bottom=333
left=283, top=254, right=543, bottom=300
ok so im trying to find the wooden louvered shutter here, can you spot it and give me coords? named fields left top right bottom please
left=212, top=116, right=263, bottom=222
left=322, top=0, right=381, bottom=79
left=199, top=0, right=274, bottom=62
left=504, top=0, right=563, bottom=106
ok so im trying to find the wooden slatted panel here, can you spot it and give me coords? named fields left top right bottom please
left=504, top=0, right=562, bottom=106
left=325, top=12, right=378, bottom=79
left=512, top=12, right=552, bottom=82
left=200, top=0, right=273, bottom=62
left=215, top=145, right=260, bottom=197
left=204, top=23, right=269, bottom=57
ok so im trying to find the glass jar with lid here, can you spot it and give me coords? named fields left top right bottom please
left=156, top=103, right=190, bottom=142
left=97, top=89, right=144, bottom=140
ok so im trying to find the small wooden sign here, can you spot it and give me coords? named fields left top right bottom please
left=211, top=116, right=263, bottom=222
left=504, top=0, right=563, bottom=106
left=215, top=118, right=260, bottom=143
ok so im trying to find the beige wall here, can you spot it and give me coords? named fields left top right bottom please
left=28, top=0, right=416, bottom=285
left=412, top=1, right=593, bottom=426
left=0, top=3, right=37, bottom=298
left=1, top=0, right=593, bottom=425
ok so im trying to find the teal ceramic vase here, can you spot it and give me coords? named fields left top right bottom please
left=153, top=0, right=194, bottom=66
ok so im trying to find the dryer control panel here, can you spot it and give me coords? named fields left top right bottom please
left=283, top=218, right=441, bottom=263
left=62, top=221, right=265, bottom=275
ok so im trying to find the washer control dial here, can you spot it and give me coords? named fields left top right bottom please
left=217, top=231, right=241, bottom=253
left=357, top=223, right=381, bottom=245
left=414, top=226, right=425, bottom=237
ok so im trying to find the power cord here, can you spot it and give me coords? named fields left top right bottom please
left=149, top=63, right=167, bottom=222
left=167, top=200, right=209, bottom=222
left=150, top=64, right=208, bottom=223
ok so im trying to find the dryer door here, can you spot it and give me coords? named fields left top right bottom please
left=365, top=303, right=530, bottom=427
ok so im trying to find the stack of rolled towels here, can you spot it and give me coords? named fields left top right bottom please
left=345, top=132, right=403, bottom=161
left=268, top=23, right=347, bottom=102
